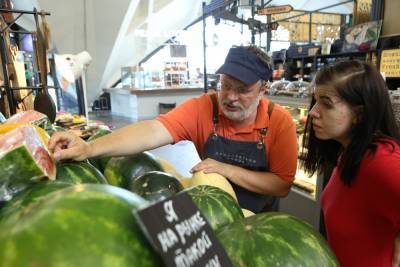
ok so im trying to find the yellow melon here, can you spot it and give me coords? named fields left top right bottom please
left=157, top=158, right=182, bottom=179
left=189, top=171, right=237, bottom=201
left=241, top=208, right=255, bottom=218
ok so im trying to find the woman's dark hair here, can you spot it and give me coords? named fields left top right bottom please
left=301, top=60, right=400, bottom=186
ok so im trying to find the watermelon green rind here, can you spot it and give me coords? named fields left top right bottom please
left=56, top=162, right=108, bottom=184
left=104, top=152, right=163, bottom=188
left=0, top=145, right=46, bottom=201
left=216, top=212, right=339, bottom=267
left=182, top=185, right=244, bottom=231
left=0, top=184, right=160, bottom=267
left=88, top=129, right=112, bottom=173
left=0, top=181, right=72, bottom=220
left=129, top=171, right=183, bottom=202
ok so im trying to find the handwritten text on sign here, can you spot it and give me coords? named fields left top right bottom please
left=380, top=49, right=400, bottom=78
left=134, top=193, right=233, bottom=267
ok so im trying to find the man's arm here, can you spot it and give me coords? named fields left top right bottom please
left=191, top=158, right=291, bottom=197
left=49, top=120, right=173, bottom=161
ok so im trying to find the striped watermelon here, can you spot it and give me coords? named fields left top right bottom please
left=182, top=185, right=244, bottom=231
left=104, top=152, right=163, bottom=188
left=0, top=184, right=161, bottom=267
left=129, top=171, right=183, bottom=202
left=0, top=181, right=71, bottom=220
left=217, top=212, right=339, bottom=267
left=56, top=161, right=108, bottom=184
left=87, top=129, right=112, bottom=173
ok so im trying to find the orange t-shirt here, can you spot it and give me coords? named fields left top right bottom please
left=157, top=93, right=298, bottom=182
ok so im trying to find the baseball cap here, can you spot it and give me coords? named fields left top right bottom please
left=216, top=46, right=272, bottom=85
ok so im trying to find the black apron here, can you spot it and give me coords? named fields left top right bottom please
left=203, top=94, right=278, bottom=213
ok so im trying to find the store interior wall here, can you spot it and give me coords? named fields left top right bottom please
left=33, top=0, right=202, bottom=108
left=382, top=0, right=400, bottom=36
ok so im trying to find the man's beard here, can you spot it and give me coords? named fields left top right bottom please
left=219, top=94, right=262, bottom=121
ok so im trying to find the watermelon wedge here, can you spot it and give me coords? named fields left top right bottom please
left=0, top=126, right=56, bottom=201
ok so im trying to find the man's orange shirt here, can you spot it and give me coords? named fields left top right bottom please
left=157, top=93, right=298, bottom=183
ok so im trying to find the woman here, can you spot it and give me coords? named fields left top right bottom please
left=301, top=60, right=400, bottom=267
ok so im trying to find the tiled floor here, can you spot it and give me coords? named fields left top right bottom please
left=89, top=111, right=200, bottom=177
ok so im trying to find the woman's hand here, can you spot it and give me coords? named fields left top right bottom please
left=48, top=131, right=91, bottom=161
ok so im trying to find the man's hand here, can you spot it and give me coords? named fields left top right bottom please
left=48, top=131, right=90, bottom=161
left=393, top=232, right=400, bottom=267
left=191, top=158, right=231, bottom=178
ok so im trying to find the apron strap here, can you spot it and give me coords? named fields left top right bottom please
left=267, top=100, right=274, bottom=119
left=210, top=93, right=219, bottom=124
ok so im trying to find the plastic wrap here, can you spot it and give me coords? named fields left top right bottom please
left=5, top=110, right=52, bottom=130
left=0, top=126, right=56, bottom=201
left=286, top=80, right=311, bottom=97
left=269, top=79, right=291, bottom=96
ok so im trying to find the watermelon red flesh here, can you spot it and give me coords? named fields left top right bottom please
left=129, top=171, right=183, bottom=202
left=87, top=129, right=112, bottom=173
left=0, top=126, right=56, bottom=201
left=56, top=161, right=108, bottom=184
left=0, top=181, right=72, bottom=220
left=216, top=212, right=339, bottom=267
left=182, top=185, right=244, bottom=232
left=0, top=184, right=161, bottom=267
left=104, top=152, right=163, bottom=189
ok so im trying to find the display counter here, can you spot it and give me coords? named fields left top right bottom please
left=103, top=87, right=204, bottom=121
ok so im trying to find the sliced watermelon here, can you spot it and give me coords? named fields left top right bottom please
left=5, top=110, right=51, bottom=130
left=129, top=171, right=183, bottom=202
left=181, top=185, right=244, bottom=231
left=0, top=184, right=160, bottom=267
left=56, top=161, right=108, bottom=184
left=217, top=212, right=339, bottom=267
left=0, top=126, right=56, bottom=201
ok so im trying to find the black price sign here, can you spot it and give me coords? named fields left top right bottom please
left=134, top=193, right=233, bottom=267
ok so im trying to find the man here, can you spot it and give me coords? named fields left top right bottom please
left=49, top=45, right=298, bottom=213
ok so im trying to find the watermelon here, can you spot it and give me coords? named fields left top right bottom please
left=0, top=184, right=161, bottom=267
left=0, top=126, right=56, bottom=201
left=104, top=152, right=163, bottom=188
left=190, top=171, right=238, bottom=201
left=181, top=185, right=244, bottom=231
left=0, top=181, right=71, bottom=219
left=217, top=212, right=339, bottom=267
left=87, top=129, right=113, bottom=173
left=129, top=171, right=183, bottom=202
left=56, top=161, right=108, bottom=184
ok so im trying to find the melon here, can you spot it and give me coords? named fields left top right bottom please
left=157, top=158, right=182, bottom=180
left=190, top=171, right=237, bottom=201
left=217, top=212, right=339, bottom=267
left=129, top=171, right=183, bottom=202
left=0, top=184, right=161, bottom=267
left=182, top=185, right=243, bottom=231
left=103, top=152, right=163, bottom=188
left=241, top=208, right=255, bottom=218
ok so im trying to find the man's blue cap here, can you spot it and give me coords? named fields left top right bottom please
left=216, top=46, right=272, bottom=85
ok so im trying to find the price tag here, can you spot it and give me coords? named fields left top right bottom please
left=134, top=193, right=233, bottom=267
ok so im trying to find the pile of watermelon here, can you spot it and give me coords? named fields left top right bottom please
left=0, top=124, right=339, bottom=267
